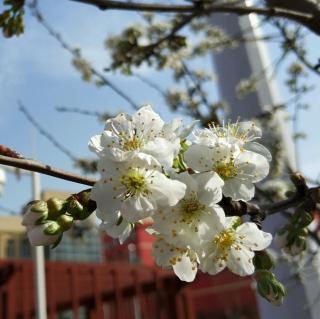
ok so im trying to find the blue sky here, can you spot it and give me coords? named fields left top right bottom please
left=0, top=0, right=319, bottom=214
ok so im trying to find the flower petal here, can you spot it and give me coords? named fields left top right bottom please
left=227, top=246, right=255, bottom=276
left=143, top=137, right=180, bottom=168
left=99, top=212, right=133, bottom=244
left=150, top=171, right=186, bottom=207
left=223, top=178, right=255, bottom=201
left=236, top=151, right=269, bottom=183
left=200, top=248, right=226, bottom=275
left=236, top=222, right=272, bottom=251
left=121, top=195, right=156, bottom=222
left=184, top=144, right=214, bottom=172
left=245, top=142, right=272, bottom=162
left=196, top=172, right=224, bottom=206
left=132, top=105, right=164, bottom=137
left=173, top=254, right=197, bottom=282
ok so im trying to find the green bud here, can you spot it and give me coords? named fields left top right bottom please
left=43, top=221, right=61, bottom=236
left=253, top=251, right=273, bottom=271
left=255, top=270, right=287, bottom=306
left=298, top=213, right=313, bottom=228
left=231, top=217, right=241, bottom=229
left=57, top=214, right=73, bottom=231
left=30, top=200, right=48, bottom=214
left=67, top=197, right=84, bottom=218
left=47, top=197, right=66, bottom=219
left=67, top=191, right=96, bottom=220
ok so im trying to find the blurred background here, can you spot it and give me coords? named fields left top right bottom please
left=0, top=0, right=320, bottom=318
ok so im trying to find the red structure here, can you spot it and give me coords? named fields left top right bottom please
left=0, top=260, right=194, bottom=319
left=102, top=223, right=260, bottom=319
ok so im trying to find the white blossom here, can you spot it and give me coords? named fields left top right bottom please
left=91, top=155, right=186, bottom=223
left=193, top=121, right=272, bottom=161
left=89, top=105, right=182, bottom=168
left=22, top=201, right=48, bottom=227
left=152, top=171, right=224, bottom=250
left=185, top=141, right=269, bottom=201
left=152, top=236, right=198, bottom=282
left=27, top=221, right=61, bottom=246
left=97, top=209, right=133, bottom=244
left=200, top=216, right=272, bottom=276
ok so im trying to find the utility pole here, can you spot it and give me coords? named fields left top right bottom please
left=32, top=172, right=47, bottom=319
left=210, top=1, right=320, bottom=318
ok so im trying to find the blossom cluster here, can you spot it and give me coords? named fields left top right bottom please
left=89, top=105, right=273, bottom=283
left=22, top=191, right=96, bottom=246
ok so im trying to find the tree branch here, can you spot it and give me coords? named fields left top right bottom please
left=0, top=155, right=96, bottom=186
left=69, top=1, right=319, bottom=34
left=29, top=3, right=139, bottom=109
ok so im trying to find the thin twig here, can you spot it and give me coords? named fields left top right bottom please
left=28, top=2, right=139, bottom=110
left=19, top=102, right=78, bottom=161
left=0, top=155, right=96, bottom=186
left=56, top=106, right=103, bottom=117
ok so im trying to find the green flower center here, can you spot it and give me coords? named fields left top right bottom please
left=215, top=162, right=237, bottom=179
left=122, top=136, right=142, bottom=151
left=120, top=170, right=148, bottom=198
left=214, top=229, right=236, bottom=252
left=179, top=193, right=205, bottom=228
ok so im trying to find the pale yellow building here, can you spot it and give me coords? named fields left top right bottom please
left=0, top=215, right=29, bottom=259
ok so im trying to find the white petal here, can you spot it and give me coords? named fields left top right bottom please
left=173, top=254, right=197, bottom=282
left=237, top=121, right=262, bottom=139
left=193, top=206, right=226, bottom=244
left=237, top=223, right=272, bottom=251
left=132, top=105, right=164, bottom=137
left=95, top=209, right=119, bottom=223
left=143, top=137, right=180, bottom=168
left=152, top=238, right=173, bottom=268
left=184, top=144, right=214, bottom=172
left=236, top=151, right=269, bottom=183
left=245, top=142, right=272, bottom=162
left=162, top=118, right=183, bottom=137
left=22, top=208, right=47, bottom=226
left=223, top=179, right=255, bottom=201
left=121, top=196, right=156, bottom=222
left=179, top=120, right=199, bottom=139
left=88, top=134, right=104, bottom=156
left=174, top=171, right=199, bottom=195
left=104, top=112, right=132, bottom=135
left=200, top=248, right=226, bottom=275
left=99, top=215, right=133, bottom=244
left=227, top=246, right=255, bottom=276
left=90, top=181, right=122, bottom=217
left=196, top=172, right=224, bottom=206
left=27, top=224, right=60, bottom=246
left=150, top=171, right=186, bottom=207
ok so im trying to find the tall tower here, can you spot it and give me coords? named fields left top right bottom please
left=210, top=2, right=320, bottom=319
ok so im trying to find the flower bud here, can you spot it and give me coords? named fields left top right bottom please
left=22, top=201, right=48, bottom=227
left=27, top=221, right=62, bottom=246
left=275, top=227, right=307, bottom=256
left=291, top=209, right=313, bottom=228
left=283, top=236, right=306, bottom=256
left=67, top=197, right=84, bottom=217
left=67, top=197, right=92, bottom=220
left=57, top=214, right=73, bottom=231
left=253, top=251, right=273, bottom=270
left=47, top=198, right=65, bottom=219
left=255, top=270, right=287, bottom=306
